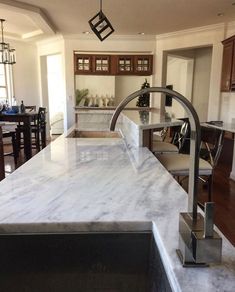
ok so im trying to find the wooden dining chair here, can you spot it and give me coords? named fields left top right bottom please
left=16, top=107, right=47, bottom=154
left=2, top=130, right=18, bottom=165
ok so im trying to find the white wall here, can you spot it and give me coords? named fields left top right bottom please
left=75, top=75, right=115, bottom=98
left=9, top=39, right=40, bottom=107
left=166, top=56, right=193, bottom=118
left=115, top=76, right=151, bottom=107
left=192, top=47, right=212, bottom=122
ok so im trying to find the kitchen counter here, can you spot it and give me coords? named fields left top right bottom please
left=0, top=118, right=235, bottom=291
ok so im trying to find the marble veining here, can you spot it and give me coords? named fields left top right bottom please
left=0, top=112, right=235, bottom=291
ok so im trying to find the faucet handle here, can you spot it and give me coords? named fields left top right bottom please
left=204, top=202, right=214, bottom=238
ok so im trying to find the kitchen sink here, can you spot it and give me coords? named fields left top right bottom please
left=0, top=232, right=172, bottom=292
left=66, top=130, right=122, bottom=138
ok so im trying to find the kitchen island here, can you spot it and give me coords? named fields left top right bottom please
left=0, top=113, right=235, bottom=291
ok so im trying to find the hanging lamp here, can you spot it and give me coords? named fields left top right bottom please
left=0, top=19, right=16, bottom=65
left=88, top=0, right=114, bottom=41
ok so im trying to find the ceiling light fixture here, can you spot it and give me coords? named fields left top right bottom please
left=0, top=19, right=16, bottom=65
left=88, top=0, right=114, bottom=41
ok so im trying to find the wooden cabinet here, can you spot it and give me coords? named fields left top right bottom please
left=74, top=53, right=153, bottom=76
left=221, top=40, right=234, bottom=91
left=220, top=35, right=235, bottom=92
left=116, top=55, right=134, bottom=74
left=74, top=54, right=93, bottom=74
left=93, top=55, right=111, bottom=74
left=134, top=55, right=153, bottom=75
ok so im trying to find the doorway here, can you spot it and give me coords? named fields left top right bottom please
left=46, top=54, right=64, bottom=135
left=165, top=47, right=212, bottom=122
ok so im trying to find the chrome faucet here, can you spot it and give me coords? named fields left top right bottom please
left=110, top=87, right=222, bottom=267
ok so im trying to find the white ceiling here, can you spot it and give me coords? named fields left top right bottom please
left=1, top=0, right=235, bottom=40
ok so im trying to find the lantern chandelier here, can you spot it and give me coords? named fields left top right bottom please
left=0, top=19, right=16, bottom=65
left=88, top=0, right=114, bottom=41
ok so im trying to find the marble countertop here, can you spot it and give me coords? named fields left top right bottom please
left=202, top=122, right=235, bottom=134
left=0, top=120, right=235, bottom=291
left=122, top=110, right=183, bottom=130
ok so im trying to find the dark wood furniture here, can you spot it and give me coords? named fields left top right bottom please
left=221, top=35, right=235, bottom=91
left=16, top=107, right=47, bottom=153
left=0, top=127, right=5, bottom=181
left=0, top=112, right=38, bottom=160
left=74, top=53, right=153, bottom=76
left=2, top=130, right=18, bottom=165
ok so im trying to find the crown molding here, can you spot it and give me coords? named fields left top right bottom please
left=0, top=0, right=56, bottom=37
left=63, top=33, right=156, bottom=42
left=36, top=34, right=64, bottom=47
left=156, top=23, right=225, bottom=40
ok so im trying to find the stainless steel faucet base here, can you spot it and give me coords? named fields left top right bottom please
left=178, top=212, right=222, bottom=266
left=176, top=249, right=209, bottom=267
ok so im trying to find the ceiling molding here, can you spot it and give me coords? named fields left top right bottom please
left=0, top=0, right=56, bottom=37
left=63, top=33, right=156, bottom=42
left=156, top=23, right=225, bottom=40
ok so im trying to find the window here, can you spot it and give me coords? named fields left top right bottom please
left=0, top=64, right=14, bottom=104
left=0, top=64, right=7, bottom=102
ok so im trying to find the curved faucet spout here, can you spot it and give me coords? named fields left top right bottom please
left=110, top=87, right=201, bottom=219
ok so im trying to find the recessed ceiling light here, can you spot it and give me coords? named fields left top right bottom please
left=83, top=31, right=90, bottom=34
left=138, top=32, right=145, bottom=35
left=217, top=12, right=224, bottom=17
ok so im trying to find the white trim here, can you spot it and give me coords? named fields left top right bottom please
left=156, top=23, right=225, bottom=40
left=0, top=0, right=56, bottom=38
left=63, top=33, right=156, bottom=41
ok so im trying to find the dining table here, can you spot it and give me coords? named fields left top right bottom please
left=0, top=112, right=38, bottom=160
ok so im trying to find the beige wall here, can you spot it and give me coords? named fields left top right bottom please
left=10, top=39, right=40, bottom=107
left=192, top=47, right=212, bottom=122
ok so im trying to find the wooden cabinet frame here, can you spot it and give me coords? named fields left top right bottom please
left=74, top=53, right=153, bottom=76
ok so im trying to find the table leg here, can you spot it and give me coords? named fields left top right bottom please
left=41, top=124, right=46, bottom=149
left=142, top=129, right=153, bottom=151
left=23, top=120, right=32, bottom=160
left=0, top=127, right=5, bottom=181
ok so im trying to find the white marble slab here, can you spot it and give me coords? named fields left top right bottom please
left=0, top=117, right=234, bottom=291
left=123, top=110, right=183, bottom=130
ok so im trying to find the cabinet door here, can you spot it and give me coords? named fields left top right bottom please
left=116, top=55, right=134, bottom=74
left=231, top=44, right=235, bottom=90
left=93, top=55, right=110, bottom=74
left=74, top=54, right=92, bottom=74
left=134, top=55, right=153, bottom=75
left=221, top=42, right=233, bottom=92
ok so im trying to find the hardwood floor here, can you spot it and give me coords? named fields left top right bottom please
left=2, top=140, right=235, bottom=246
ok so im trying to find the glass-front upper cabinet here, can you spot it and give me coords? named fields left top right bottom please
left=134, top=55, right=153, bottom=75
left=116, top=56, right=134, bottom=74
left=74, top=54, right=92, bottom=74
left=93, top=55, right=110, bottom=74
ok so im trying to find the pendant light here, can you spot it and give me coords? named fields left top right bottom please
left=0, top=19, right=16, bottom=65
left=88, top=0, right=114, bottom=41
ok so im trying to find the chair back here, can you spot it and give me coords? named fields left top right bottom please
left=200, top=126, right=224, bottom=169
left=171, top=118, right=190, bottom=153
left=37, top=107, right=46, bottom=127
